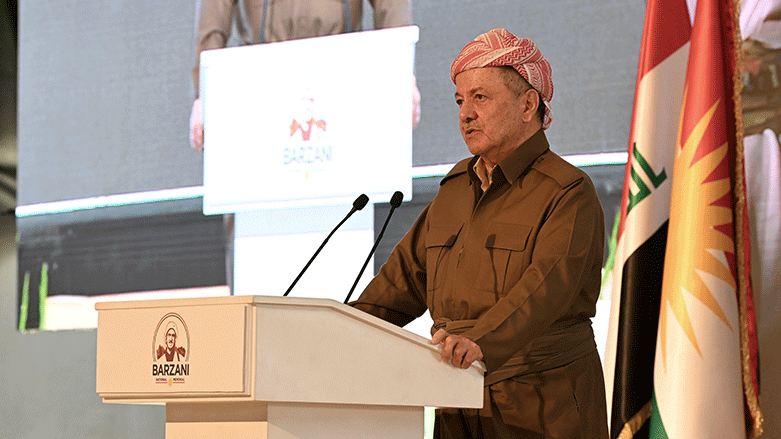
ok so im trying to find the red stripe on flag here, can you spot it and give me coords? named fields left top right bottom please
left=618, top=0, right=692, bottom=241
left=679, top=0, right=732, bottom=159
left=638, top=0, right=692, bottom=76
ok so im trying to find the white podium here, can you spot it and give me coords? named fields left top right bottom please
left=96, top=295, right=484, bottom=438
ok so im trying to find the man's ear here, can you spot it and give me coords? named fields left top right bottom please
left=521, top=89, right=540, bottom=123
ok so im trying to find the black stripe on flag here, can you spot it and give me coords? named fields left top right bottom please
left=610, top=221, right=668, bottom=438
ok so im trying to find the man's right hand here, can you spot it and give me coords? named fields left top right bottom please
left=430, top=329, right=484, bottom=369
left=190, top=98, right=204, bottom=151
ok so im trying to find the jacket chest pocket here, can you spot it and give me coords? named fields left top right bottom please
left=476, top=222, right=532, bottom=294
left=425, top=223, right=462, bottom=293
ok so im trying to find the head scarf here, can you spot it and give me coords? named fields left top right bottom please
left=451, top=29, right=554, bottom=129
left=166, top=321, right=178, bottom=337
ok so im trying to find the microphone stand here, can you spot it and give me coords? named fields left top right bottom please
left=283, top=194, right=369, bottom=297
left=344, top=191, right=403, bottom=304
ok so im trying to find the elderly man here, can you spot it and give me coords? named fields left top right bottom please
left=156, top=322, right=186, bottom=362
left=352, top=29, right=608, bottom=438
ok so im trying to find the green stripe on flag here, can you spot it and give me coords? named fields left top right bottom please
left=649, top=391, right=669, bottom=439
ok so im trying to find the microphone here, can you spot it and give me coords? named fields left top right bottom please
left=343, top=191, right=404, bottom=304
left=283, top=194, right=370, bottom=297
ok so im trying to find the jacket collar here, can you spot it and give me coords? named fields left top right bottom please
left=441, top=129, right=550, bottom=186
left=496, top=129, right=550, bottom=184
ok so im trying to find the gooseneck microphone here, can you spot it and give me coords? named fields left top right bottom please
left=283, top=194, right=370, bottom=297
left=343, top=191, right=404, bottom=304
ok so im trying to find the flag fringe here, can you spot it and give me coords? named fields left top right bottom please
left=617, top=400, right=652, bottom=439
left=731, top=0, right=764, bottom=436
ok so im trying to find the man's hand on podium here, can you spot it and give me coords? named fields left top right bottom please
left=430, top=329, right=483, bottom=370
left=190, top=98, right=204, bottom=152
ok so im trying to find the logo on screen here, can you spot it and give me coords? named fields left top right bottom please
left=289, top=97, right=327, bottom=143
left=283, top=69, right=334, bottom=168
left=151, top=312, right=190, bottom=385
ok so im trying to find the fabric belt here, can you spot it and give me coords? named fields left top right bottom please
left=432, top=318, right=597, bottom=387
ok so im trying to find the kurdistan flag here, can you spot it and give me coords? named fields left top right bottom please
left=602, top=0, right=691, bottom=437
left=649, top=0, right=762, bottom=437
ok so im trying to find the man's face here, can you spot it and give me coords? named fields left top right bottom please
left=166, top=329, right=176, bottom=349
left=455, top=67, right=536, bottom=164
left=301, top=98, right=314, bottom=120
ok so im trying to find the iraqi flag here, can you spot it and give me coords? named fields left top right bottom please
left=602, top=0, right=692, bottom=437
left=649, top=0, right=762, bottom=437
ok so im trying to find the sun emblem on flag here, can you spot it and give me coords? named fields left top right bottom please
left=658, top=93, right=736, bottom=365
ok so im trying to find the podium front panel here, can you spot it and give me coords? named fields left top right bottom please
left=96, top=298, right=252, bottom=399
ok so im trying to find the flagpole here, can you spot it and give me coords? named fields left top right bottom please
left=730, top=0, right=764, bottom=436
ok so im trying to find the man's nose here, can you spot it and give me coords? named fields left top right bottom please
left=459, top=102, right=476, bottom=122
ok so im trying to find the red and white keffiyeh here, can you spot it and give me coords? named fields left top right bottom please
left=451, top=28, right=554, bottom=129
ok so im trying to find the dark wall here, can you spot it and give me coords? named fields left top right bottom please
left=16, top=207, right=226, bottom=330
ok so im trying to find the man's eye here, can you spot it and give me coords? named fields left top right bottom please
left=475, top=94, right=485, bottom=100
left=455, top=99, right=463, bottom=106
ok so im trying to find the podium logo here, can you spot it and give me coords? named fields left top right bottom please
left=152, top=313, right=190, bottom=386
